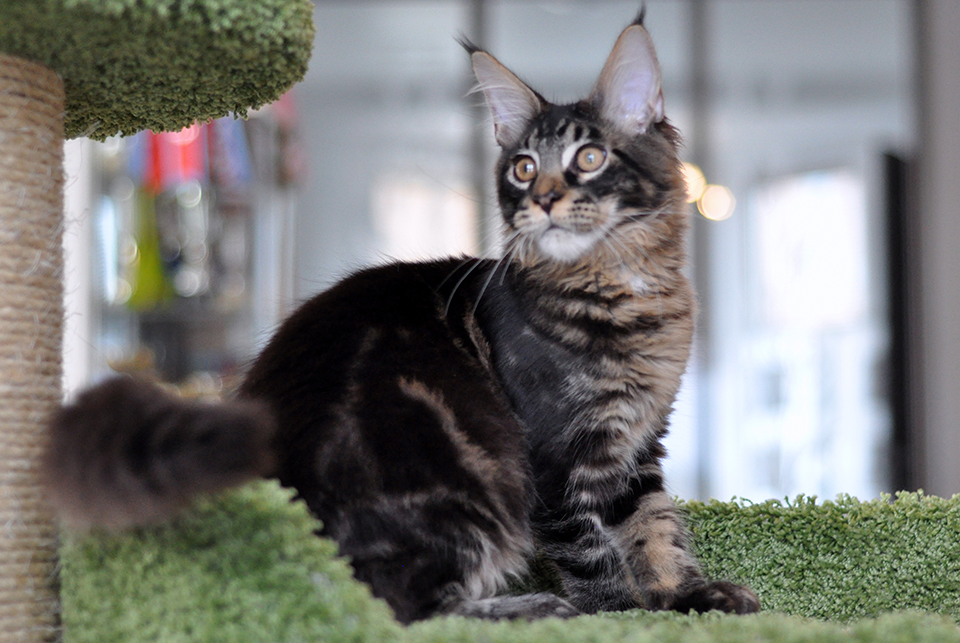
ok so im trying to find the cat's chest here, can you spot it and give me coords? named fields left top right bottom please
left=473, top=278, right=663, bottom=453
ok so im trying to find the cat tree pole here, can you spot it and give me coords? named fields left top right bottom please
left=0, top=2, right=312, bottom=638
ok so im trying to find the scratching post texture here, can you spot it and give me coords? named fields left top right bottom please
left=0, top=54, right=64, bottom=640
left=0, top=2, right=313, bottom=638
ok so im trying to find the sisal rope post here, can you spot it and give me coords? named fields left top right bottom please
left=0, top=53, right=64, bottom=641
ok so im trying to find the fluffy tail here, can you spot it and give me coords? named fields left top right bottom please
left=42, top=376, right=276, bottom=530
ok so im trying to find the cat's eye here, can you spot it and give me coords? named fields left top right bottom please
left=512, top=155, right=538, bottom=182
left=575, top=145, right=606, bottom=172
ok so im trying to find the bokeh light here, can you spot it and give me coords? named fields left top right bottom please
left=682, top=162, right=707, bottom=203
left=698, top=184, right=736, bottom=221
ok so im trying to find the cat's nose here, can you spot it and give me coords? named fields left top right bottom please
left=533, top=189, right=563, bottom=213
left=532, top=173, right=565, bottom=213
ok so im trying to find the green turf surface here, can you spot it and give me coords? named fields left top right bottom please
left=0, top=0, right=314, bottom=139
left=685, top=492, right=960, bottom=622
left=59, top=481, right=960, bottom=642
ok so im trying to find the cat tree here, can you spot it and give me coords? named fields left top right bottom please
left=0, top=2, right=313, bottom=638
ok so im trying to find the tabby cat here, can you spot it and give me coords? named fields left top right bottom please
left=44, top=13, right=760, bottom=623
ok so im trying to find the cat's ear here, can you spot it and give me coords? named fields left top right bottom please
left=468, top=48, right=543, bottom=148
left=590, top=23, right=664, bottom=135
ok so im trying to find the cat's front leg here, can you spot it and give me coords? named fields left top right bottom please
left=611, top=488, right=760, bottom=614
left=535, top=504, right=643, bottom=613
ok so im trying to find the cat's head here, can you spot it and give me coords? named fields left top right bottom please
left=467, top=15, right=686, bottom=273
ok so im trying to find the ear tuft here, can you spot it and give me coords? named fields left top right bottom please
left=632, top=4, right=647, bottom=27
left=591, top=23, right=664, bottom=135
left=470, top=51, right=543, bottom=148
left=456, top=34, right=482, bottom=55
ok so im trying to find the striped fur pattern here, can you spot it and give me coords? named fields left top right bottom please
left=463, top=16, right=757, bottom=614
left=42, top=14, right=758, bottom=623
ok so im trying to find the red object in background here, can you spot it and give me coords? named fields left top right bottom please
left=142, top=124, right=208, bottom=194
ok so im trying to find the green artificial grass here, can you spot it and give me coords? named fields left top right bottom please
left=60, top=481, right=960, bottom=642
left=684, top=493, right=960, bottom=622
left=0, top=0, right=314, bottom=139
left=61, top=482, right=399, bottom=643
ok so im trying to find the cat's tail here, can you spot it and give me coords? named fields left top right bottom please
left=42, top=376, right=276, bottom=530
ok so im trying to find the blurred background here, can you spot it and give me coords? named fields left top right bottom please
left=61, top=0, right=960, bottom=503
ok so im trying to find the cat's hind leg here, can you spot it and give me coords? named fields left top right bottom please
left=450, top=593, right=579, bottom=620
left=294, top=343, right=576, bottom=622
left=334, top=494, right=576, bottom=622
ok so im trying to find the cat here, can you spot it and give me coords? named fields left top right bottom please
left=43, top=12, right=760, bottom=623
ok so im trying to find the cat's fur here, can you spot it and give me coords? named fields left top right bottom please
left=43, top=14, right=759, bottom=623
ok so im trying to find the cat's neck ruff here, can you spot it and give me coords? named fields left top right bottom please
left=504, top=230, right=683, bottom=304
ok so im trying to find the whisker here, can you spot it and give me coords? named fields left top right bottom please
left=600, top=237, right=628, bottom=277
left=602, top=215, right=672, bottom=318
left=629, top=239, right=666, bottom=318
left=443, top=257, right=487, bottom=317
left=475, top=219, right=510, bottom=257
left=501, top=242, right=523, bottom=286
left=498, top=230, right=524, bottom=274
left=437, top=256, right=483, bottom=292
left=473, top=255, right=508, bottom=315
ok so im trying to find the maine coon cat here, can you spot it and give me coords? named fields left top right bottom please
left=44, top=13, right=760, bottom=623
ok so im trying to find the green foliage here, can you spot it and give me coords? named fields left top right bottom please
left=59, top=484, right=960, bottom=642
left=0, top=0, right=314, bottom=139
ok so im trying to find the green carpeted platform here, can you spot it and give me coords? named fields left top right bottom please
left=60, top=480, right=960, bottom=642
left=0, top=0, right=314, bottom=139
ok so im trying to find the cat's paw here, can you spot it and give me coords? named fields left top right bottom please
left=451, top=593, right=580, bottom=620
left=668, top=580, right=760, bottom=615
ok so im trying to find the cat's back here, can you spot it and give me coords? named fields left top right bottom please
left=241, top=257, right=484, bottom=401
left=238, top=257, right=526, bottom=515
